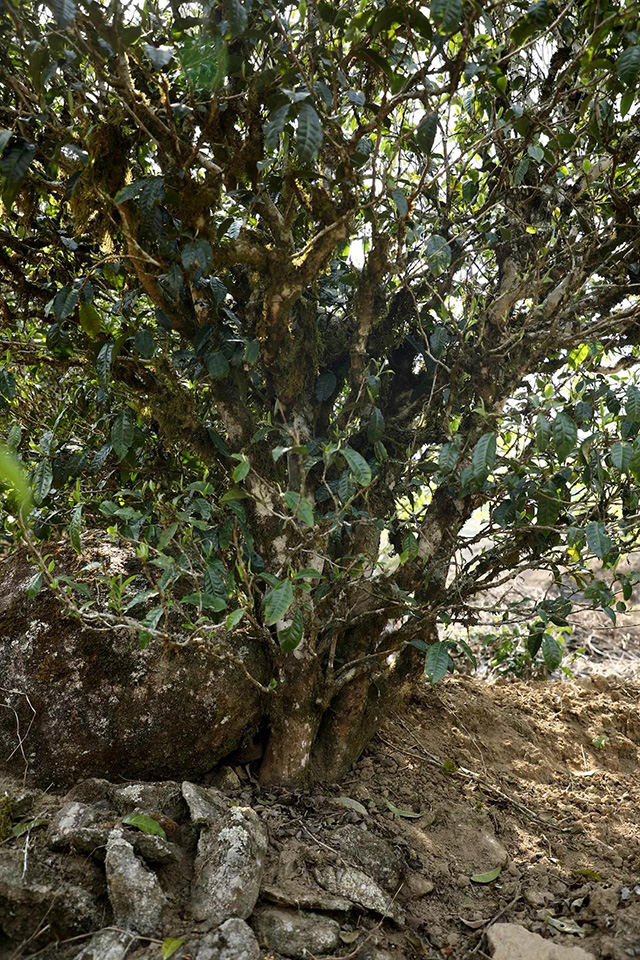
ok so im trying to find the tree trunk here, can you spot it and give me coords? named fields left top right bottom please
left=259, top=634, right=426, bottom=785
left=259, top=651, right=325, bottom=785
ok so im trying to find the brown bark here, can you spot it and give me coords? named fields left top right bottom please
left=259, top=630, right=428, bottom=785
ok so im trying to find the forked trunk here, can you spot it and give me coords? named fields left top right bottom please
left=259, top=635, right=424, bottom=785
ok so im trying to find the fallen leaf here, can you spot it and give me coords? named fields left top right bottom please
left=339, top=930, right=361, bottom=944
left=335, top=796, right=368, bottom=817
left=470, top=865, right=502, bottom=884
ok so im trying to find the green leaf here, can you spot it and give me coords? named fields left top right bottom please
left=96, top=342, right=113, bottom=389
left=182, top=239, right=213, bottom=275
left=121, top=813, right=167, bottom=840
left=114, top=181, right=145, bottom=204
left=296, top=103, right=323, bottom=163
left=232, top=457, right=250, bottom=482
left=144, top=44, right=174, bottom=69
left=0, top=369, right=16, bottom=402
left=617, top=46, right=640, bottom=86
left=69, top=504, right=82, bottom=554
left=225, top=608, right=245, bottom=629
left=552, top=412, right=577, bottom=462
left=470, top=865, right=502, bottom=884
left=586, top=521, right=613, bottom=560
left=32, top=459, right=53, bottom=504
left=278, top=606, right=304, bottom=651
left=135, top=329, right=155, bottom=358
left=425, top=234, right=451, bottom=275
left=368, top=407, right=385, bottom=442
left=284, top=490, right=314, bottom=526
left=414, top=112, right=437, bottom=153
left=391, top=186, right=408, bottom=218
left=471, top=432, right=497, bottom=479
left=52, top=285, right=79, bottom=321
left=111, top=410, right=135, bottom=461
left=79, top=302, right=101, bottom=338
left=385, top=800, right=423, bottom=818
left=294, top=568, right=323, bottom=579
left=424, top=641, right=451, bottom=684
left=0, top=140, right=35, bottom=207
left=610, top=441, right=633, bottom=473
left=243, top=340, right=260, bottom=365
left=12, top=818, right=49, bottom=838
left=439, top=442, right=459, bottom=474
left=430, top=0, right=462, bottom=33
left=341, top=447, right=372, bottom=486
left=542, top=634, right=563, bottom=671
left=315, top=371, right=337, bottom=401
left=626, top=385, right=640, bottom=422
left=535, top=413, right=551, bottom=452
left=264, top=104, right=290, bottom=151
left=206, top=351, right=230, bottom=380
left=0, top=446, right=32, bottom=514
left=226, top=0, right=248, bottom=35
left=25, top=571, right=43, bottom=600
left=264, top=579, right=294, bottom=625
left=51, top=0, right=76, bottom=28
left=182, top=592, right=227, bottom=611
left=162, top=939, right=185, bottom=960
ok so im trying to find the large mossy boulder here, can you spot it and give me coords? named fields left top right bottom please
left=0, top=550, right=267, bottom=785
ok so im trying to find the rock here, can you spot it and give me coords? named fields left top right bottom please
left=75, top=929, right=135, bottom=960
left=487, top=923, right=596, bottom=960
left=64, top=778, right=113, bottom=806
left=0, top=853, right=103, bottom=940
left=205, top=766, right=242, bottom=792
left=183, top=782, right=267, bottom=927
left=334, top=825, right=405, bottom=892
left=194, top=918, right=261, bottom=960
left=132, top=831, right=180, bottom=864
left=0, top=551, right=268, bottom=785
left=314, top=865, right=404, bottom=923
left=252, top=907, right=340, bottom=959
left=105, top=829, right=168, bottom=935
left=111, top=781, right=187, bottom=821
left=47, top=801, right=110, bottom=854
left=263, top=883, right=353, bottom=912
left=405, top=874, right=435, bottom=898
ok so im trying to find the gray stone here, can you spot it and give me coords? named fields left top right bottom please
left=132, top=831, right=180, bottom=864
left=252, top=907, right=340, bottom=959
left=205, top=766, right=242, bottom=792
left=112, top=781, right=187, bottom=821
left=487, top=923, right=596, bottom=960
left=335, top=825, right=405, bottom=892
left=194, top=918, right=260, bottom=960
left=405, top=874, right=435, bottom=898
left=314, top=865, right=404, bottom=923
left=105, top=829, right=168, bottom=935
left=47, top=801, right=109, bottom=854
left=183, top=783, right=267, bottom=927
left=0, top=551, right=268, bottom=785
left=75, top=929, right=135, bottom=960
left=0, top=854, right=103, bottom=940
left=263, top=883, right=353, bottom=912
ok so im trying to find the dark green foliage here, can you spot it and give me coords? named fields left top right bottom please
left=2, top=0, right=640, bottom=778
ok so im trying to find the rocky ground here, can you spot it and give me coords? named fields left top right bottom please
left=1, top=673, right=639, bottom=960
